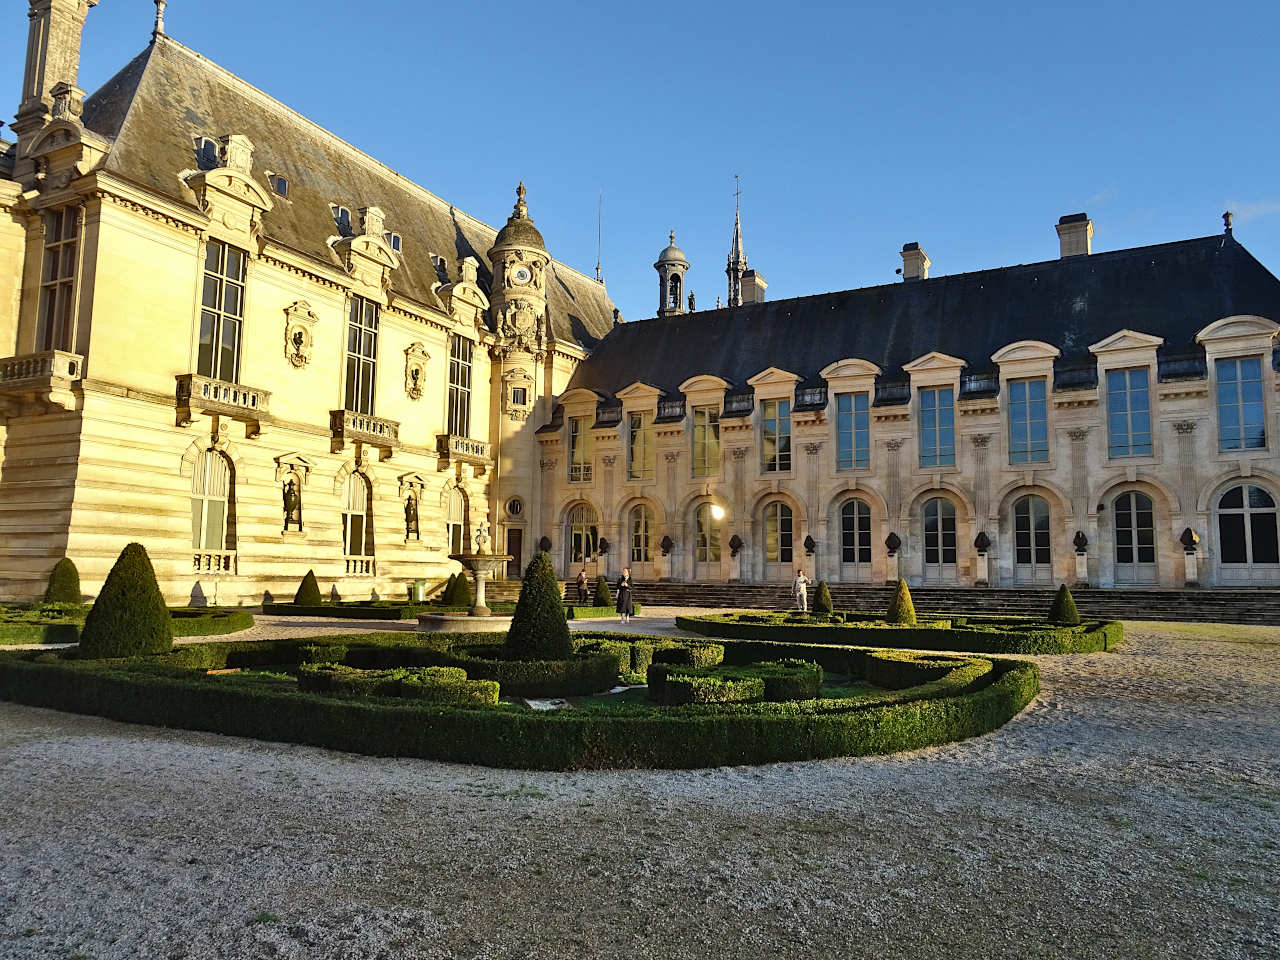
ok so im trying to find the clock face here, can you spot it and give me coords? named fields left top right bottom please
left=512, top=265, right=532, bottom=285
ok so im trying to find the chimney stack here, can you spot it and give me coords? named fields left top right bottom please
left=741, top=270, right=768, bottom=304
left=900, top=242, right=930, bottom=281
left=1056, top=213, right=1093, bottom=257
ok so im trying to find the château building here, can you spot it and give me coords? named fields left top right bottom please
left=2, top=1, right=1279, bottom=603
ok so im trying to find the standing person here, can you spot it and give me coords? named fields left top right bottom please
left=616, top=567, right=636, bottom=624
left=793, top=568, right=812, bottom=612
left=576, top=567, right=588, bottom=604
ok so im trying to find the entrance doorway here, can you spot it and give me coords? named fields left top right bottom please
left=1114, top=491, right=1157, bottom=584
left=1013, top=495, right=1052, bottom=584
left=505, top=528, right=523, bottom=579
left=839, top=499, right=873, bottom=583
left=922, top=498, right=957, bottom=583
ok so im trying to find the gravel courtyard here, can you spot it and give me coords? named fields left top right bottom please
left=0, top=619, right=1277, bottom=960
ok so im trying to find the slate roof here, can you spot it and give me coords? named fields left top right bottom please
left=80, top=37, right=618, bottom=346
left=567, top=233, right=1280, bottom=399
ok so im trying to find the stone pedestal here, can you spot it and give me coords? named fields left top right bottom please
left=886, top=553, right=899, bottom=585
left=1184, top=551, right=1199, bottom=587
left=974, top=552, right=989, bottom=587
left=729, top=552, right=742, bottom=582
left=1075, top=552, right=1089, bottom=587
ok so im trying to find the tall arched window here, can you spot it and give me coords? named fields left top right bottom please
left=567, top=503, right=599, bottom=564
left=1218, top=485, right=1280, bottom=566
left=1013, top=494, right=1051, bottom=583
left=1114, top=490, right=1157, bottom=584
left=342, top=473, right=374, bottom=561
left=190, top=450, right=232, bottom=552
left=668, top=274, right=681, bottom=309
left=446, top=488, right=467, bottom=555
left=763, top=501, right=794, bottom=564
left=695, top=502, right=721, bottom=563
left=922, top=497, right=957, bottom=582
left=630, top=503, right=654, bottom=562
left=841, top=499, right=872, bottom=566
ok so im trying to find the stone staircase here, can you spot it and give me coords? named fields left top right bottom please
left=623, top=581, right=1280, bottom=626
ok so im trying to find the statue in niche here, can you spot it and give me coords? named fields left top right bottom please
left=283, top=479, right=302, bottom=531
left=405, top=494, right=419, bottom=539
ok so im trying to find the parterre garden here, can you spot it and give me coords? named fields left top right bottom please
left=0, top=550, right=1047, bottom=769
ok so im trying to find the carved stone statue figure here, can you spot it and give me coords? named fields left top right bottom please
left=404, top=495, right=419, bottom=539
left=474, top=521, right=490, bottom=555
left=283, top=479, right=301, bottom=530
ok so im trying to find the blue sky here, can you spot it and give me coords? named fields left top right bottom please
left=8, top=0, right=1277, bottom=322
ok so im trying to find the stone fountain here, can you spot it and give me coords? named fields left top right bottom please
left=417, top=521, right=515, bottom=634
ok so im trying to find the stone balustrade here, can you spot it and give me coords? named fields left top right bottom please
left=436, top=433, right=492, bottom=468
left=176, top=373, right=270, bottom=431
left=330, top=409, right=400, bottom=454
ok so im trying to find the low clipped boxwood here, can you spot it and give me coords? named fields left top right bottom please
left=442, top=645, right=619, bottom=698
left=169, top=608, right=254, bottom=637
left=676, top=612, right=1122, bottom=655
left=0, top=631, right=1038, bottom=770
left=662, top=673, right=763, bottom=706
left=298, top=663, right=498, bottom=706
left=648, top=659, right=823, bottom=705
left=564, top=604, right=642, bottom=620
left=652, top=642, right=724, bottom=668
left=262, top=601, right=440, bottom=620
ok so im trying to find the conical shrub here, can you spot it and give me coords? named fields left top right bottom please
left=294, top=570, right=322, bottom=606
left=506, top=552, right=572, bottom=660
left=1048, top=584, right=1081, bottom=625
left=79, top=543, right=173, bottom=658
left=885, top=578, right=917, bottom=626
left=814, top=580, right=834, bottom=615
left=593, top=576, right=612, bottom=607
left=450, top=572, right=473, bottom=608
left=441, top=573, right=458, bottom=604
left=43, top=558, right=81, bottom=605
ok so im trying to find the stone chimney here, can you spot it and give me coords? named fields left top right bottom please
left=1056, top=213, right=1093, bottom=257
left=900, top=242, right=930, bottom=281
left=359, top=205, right=386, bottom=239
left=741, top=270, right=768, bottom=304
left=14, top=1, right=97, bottom=145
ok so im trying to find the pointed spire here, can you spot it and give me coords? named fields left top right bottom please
left=512, top=180, right=529, bottom=219
left=726, top=175, right=748, bottom=307
left=153, top=0, right=167, bottom=38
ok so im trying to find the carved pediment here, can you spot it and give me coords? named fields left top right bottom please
left=274, top=452, right=314, bottom=483
left=438, top=256, right=490, bottom=328
left=903, top=351, right=967, bottom=373
left=819, top=358, right=882, bottom=380
left=746, top=366, right=802, bottom=387
left=1089, top=329, right=1165, bottom=354
left=1196, top=315, right=1280, bottom=345
left=990, top=340, right=1061, bottom=364
left=679, top=374, right=733, bottom=394
left=616, top=381, right=666, bottom=402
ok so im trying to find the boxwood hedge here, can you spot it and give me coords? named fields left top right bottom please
left=0, top=606, right=253, bottom=645
left=676, top=612, right=1122, bottom=655
left=0, top=630, right=1038, bottom=769
left=564, top=604, right=642, bottom=620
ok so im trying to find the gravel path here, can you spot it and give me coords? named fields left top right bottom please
left=1, top=624, right=1277, bottom=959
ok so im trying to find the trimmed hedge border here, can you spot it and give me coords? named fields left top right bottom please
left=0, top=607, right=254, bottom=645
left=675, top=613, right=1122, bottom=655
left=564, top=604, right=643, bottom=620
left=262, top=602, right=514, bottom=619
left=0, top=630, right=1038, bottom=769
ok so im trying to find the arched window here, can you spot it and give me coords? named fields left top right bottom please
left=668, top=274, right=681, bottom=309
left=446, top=488, right=467, bottom=555
left=630, top=504, right=654, bottom=562
left=695, top=502, right=721, bottom=563
left=1013, top=494, right=1051, bottom=583
left=190, top=450, right=232, bottom=551
left=1114, top=490, right=1157, bottom=583
left=1218, top=485, right=1280, bottom=566
left=567, top=503, right=599, bottom=564
left=342, top=473, right=373, bottom=559
left=763, top=501, right=794, bottom=564
left=922, top=497, right=957, bottom=582
left=841, top=499, right=872, bottom=565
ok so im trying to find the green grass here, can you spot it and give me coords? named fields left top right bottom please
left=1123, top=620, right=1280, bottom=644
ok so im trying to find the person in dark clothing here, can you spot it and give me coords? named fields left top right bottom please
left=615, top=567, right=636, bottom=623
left=576, top=568, right=588, bottom=603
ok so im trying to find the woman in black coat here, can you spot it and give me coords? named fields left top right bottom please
left=615, top=567, right=636, bottom=623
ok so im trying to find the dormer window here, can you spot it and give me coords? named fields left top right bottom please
left=331, top=205, right=352, bottom=235
left=273, top=175, right=288, bottom=198
left=431, top=254, right=449, bottom=283
left=385, top=232, right=402, bottom=253
left=194, top=137, right=220, bottom=171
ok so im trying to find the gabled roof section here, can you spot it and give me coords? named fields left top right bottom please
left=80, top=37, right=618, bottom=346
left=567, top=233, right=1280, bottom=396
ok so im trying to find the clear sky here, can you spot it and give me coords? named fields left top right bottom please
left=7, top=0, right=1277, bottom=323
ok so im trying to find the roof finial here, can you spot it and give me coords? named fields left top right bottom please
left=513, top=180, right=528, bottom=219
left=669, top=229, right=675, bottom=245
left=153, top=0, right=167, bottom=38
left=1223, top=210, right=1234, bottom=236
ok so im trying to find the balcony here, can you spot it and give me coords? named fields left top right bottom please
left=176, top=374, right=270, bottom=435
left=436, top=433, right=492, bottom=472
left=331, top=409, right=400, bottom=458
left=0, top=350, right=83, bottom=417
left=193, top=550, right=237, bottom=575
left=344, top=556, right=376, bottom=576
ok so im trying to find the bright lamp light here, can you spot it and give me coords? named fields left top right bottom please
left=711, top=504, right=725, bottom=520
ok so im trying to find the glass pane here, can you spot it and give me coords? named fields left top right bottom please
left=197, top=312, right=218, bottom=378
left=1219, top=514, right=1247, bottom=563
left=191, top=499, right=203, bottom=549
left=223, top=282, right=243, bottom=318
left=1250, top=513, right=1280, bottom=564
left=1249, top=486, right=1276, bottom=509
left=202, top=276, right=221, bottom=310
left=219, top=318, right=240, bottom=383
left=204, top=242, right=221, bottom=273
left=1221, top=486, right=1244, bottom=509
left=225, top=247, right=245, bottom=280
left=205, top=499, right=226, bottom=551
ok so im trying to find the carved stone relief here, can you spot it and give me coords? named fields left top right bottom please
left=283, top=301, right=319, bottom=368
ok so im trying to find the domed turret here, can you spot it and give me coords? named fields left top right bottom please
left=492, top=181, right=546, bottom=252
left=654, top=230, right=689, bottom=318
left=488, top=182, right=549, bottom=355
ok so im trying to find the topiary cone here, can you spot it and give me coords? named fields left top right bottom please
left=294, top=570, right=323, bottom=606
left=1048, top=583, right=1081, bottom=625
left=441, top=573, right=458, bottom=604
left=886, top=578, right=917, bottom=625
left=814, top=580, right=834, bottom=615
left=593, top=576, right=612, bottom=607
left=452, top=571, right=473, bottom=608
left=43, top=557, right=82, bottom=605
left=507, top=551, right=572, bottom=660
left=79, top=543, right=173, bottom=658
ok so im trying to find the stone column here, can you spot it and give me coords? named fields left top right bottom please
left=804, top=441, right=823, bottom=578
left=1067, top=428, right=1090, bottom=586
left=1172, top=421, right=1197, bottom=525
left=664, top=451, right=681, bottom=579
left=538, top=456, right=557, bottom=571
left=732, top=446, right=750, bottom=581
left=971, top=434, right=992, bottom=527
left=601, top=455, right=617, bottom=579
